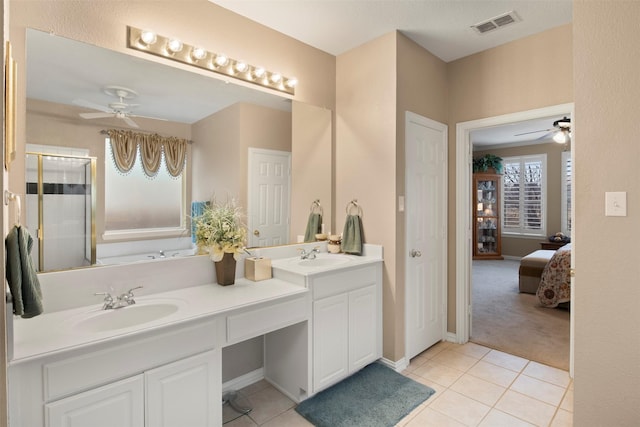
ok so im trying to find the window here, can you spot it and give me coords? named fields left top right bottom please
left=561, top=151, right=572, bottom=235
left=104, top=139, right=185, bottom=237
left=502, top=154, right=547, bottom=237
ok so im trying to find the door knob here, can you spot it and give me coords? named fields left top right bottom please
left=410, top=249, right=422, bottom=258
left=253, top=229, right=260, bottom=236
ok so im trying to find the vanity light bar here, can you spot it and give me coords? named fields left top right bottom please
left=126, top=26, right=297, bottom=95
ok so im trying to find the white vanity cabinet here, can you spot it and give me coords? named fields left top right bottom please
left=10, top=319, right=221, bottom=427
left=45, top=350, right=219, bottom=427
left=46, top=375, right=145, bottom=427
left=310, top=263, right=382, bottom=393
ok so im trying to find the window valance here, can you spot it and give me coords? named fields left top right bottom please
left=107, top=129, right=188, bottom=177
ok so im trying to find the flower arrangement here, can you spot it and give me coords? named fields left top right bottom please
left=193, top=198, right=247, bottom=262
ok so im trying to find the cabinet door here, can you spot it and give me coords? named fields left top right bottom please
left=46, top=375, right=144, bottom=427
left=145, top=350, right=221, bottom=427
left=348, top=285, right=379, bottom=372
left=313, top=293, right=349, bottom=392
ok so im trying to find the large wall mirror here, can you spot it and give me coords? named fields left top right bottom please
left=24, top=28, right=332, bottom=273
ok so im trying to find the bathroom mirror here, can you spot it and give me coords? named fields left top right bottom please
left=24, top=29, right=330, bottom=272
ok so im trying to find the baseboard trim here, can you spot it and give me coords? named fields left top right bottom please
left=379, top=356, right=408, bottom=372
left=222, top=368, right=264, bottom=393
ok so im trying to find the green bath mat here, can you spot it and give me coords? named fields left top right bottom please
left=295, top=363, right=435, bottom=427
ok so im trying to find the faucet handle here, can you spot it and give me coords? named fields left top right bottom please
left=126, top=286, right=143, bottom=295
left=94, top=292, right=114, bottom=309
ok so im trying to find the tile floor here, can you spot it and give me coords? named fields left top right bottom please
left=225, top=341, right=573, bottom=427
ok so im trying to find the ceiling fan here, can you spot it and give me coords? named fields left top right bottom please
left=73, top=86, right=167, bottom=128
left=514, top=116, right=572, bottom=143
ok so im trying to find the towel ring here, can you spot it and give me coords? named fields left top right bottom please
left=346, top=199, right=363, bottom=217
left=310, top=199, right=323, bottom=215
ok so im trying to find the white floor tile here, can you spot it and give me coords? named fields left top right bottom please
left=413, top=360, right=465, bottom=387
left=429, top=389, right=491, bottom=426
left=482, top=350, right=529, bottom=373
left=478, top=409, right=536, bottom=427
left=495, top=390, right=557, bottom=426
left=522, top=361, right=571, bottom=388
left=510, top=374, right=567, bottom=406
left=404, top=407, right=467, bottom=427
left=450, top=373, right=507, bottom=407
left=467, top=360, right=519, bottom=388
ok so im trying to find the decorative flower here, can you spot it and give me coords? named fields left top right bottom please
left=192, top=198, right=247, bottom=262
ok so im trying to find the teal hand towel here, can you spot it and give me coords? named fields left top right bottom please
left=341, top=215, right=364, bottom=255
left=304, top=213, right=322, bottom=242
left=5, top=225, right=43, bottom=318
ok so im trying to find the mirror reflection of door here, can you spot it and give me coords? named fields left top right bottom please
left=247, top=148, right=291, bottom=247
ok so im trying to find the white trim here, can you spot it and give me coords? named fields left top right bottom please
left=455, top=103, right=574, bottom=345
left=561, top=151, right=572, bottom=236
left=378, top=357, right=408, bottom=373
left=222, top=367, right=264, bottom=393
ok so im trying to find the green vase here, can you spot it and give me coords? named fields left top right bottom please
left=215, top=252, right=237, bottom=286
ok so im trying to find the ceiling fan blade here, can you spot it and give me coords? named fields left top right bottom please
left=122, top=116, right=140, bottom=128
left=129, top=113, right=169, bottom=122
left=514, top=128, right=553, bottom=137
left=79, top=112, right=114, bottom=119
left=73, top=99, right=112, bottom=113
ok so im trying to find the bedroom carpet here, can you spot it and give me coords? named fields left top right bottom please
left=471, top=259, right=570, bottom=370
left=295, top=363, right=435, bottom=427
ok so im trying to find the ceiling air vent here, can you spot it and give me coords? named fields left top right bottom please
left=471, top=11, right=521, bottom=35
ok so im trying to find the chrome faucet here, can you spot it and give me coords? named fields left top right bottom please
left=299, top=247, right=321, bottom=260
left=95, top=286, right=143, bottom=310
left=159, top=250, right=165, bottom=258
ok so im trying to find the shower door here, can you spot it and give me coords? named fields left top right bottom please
left=26, top=152, right=96, bottom=272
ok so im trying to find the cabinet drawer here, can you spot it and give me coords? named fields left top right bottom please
left=312, top=265, right=378, bottom=300
left=226, top=294, right=307, bottom=344
left=44, top=319, right=217, bottom=402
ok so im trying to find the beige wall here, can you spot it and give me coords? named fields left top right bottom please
left=395, top=34, right=448, bottom=360
left=192, top=102, right=291, bottom=208
left=291, top=102, right=332, bottom=241
left=336, top=32, right=448, bottom=361
left=474, top=142, right=567, bottom=257
left=447, top=24, right=573, bottom=332
left=573, top=1, right=640, bottom=424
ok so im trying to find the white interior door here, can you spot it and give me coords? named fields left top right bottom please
left=248, top=148, right=291, bottom=247
left=405, top=112, right=447, bottom=361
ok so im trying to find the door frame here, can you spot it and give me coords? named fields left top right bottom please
left=454, top=102, right=575, bottom=374
left=404, top=111, right=448, bottom=361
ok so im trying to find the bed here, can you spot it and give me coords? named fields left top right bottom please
left=537, top=243, right=572, bottom=308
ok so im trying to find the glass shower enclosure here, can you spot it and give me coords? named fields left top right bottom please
left=26, top=152, right=96, bottom=272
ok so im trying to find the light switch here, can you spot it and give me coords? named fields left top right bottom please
left=605, top=192, right=627, bottom=216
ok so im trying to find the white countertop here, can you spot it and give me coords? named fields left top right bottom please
left=11, top=278, right=307, bottom=363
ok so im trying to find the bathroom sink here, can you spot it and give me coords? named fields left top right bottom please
left=74, top=301, right=182, bottom=332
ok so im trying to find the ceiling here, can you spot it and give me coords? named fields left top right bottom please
left=27, top=1, right=573, bottom=145
left=211, top=0, right=572, bottom=62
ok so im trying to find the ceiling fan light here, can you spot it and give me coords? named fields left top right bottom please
left=166, top=38, right=183, bottom=54
left=553, top=130, right=569, bottom=144
left=139, top=30, right=157, bottom=46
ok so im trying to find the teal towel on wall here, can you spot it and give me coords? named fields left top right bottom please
left=5, top=225, right=43, bottom=318
left=304, top=213, right=322, bottom=242
left=341, top=214, right=364, bottom=255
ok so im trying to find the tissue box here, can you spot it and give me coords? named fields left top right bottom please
left=245, top=257, right=272, bottom=281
